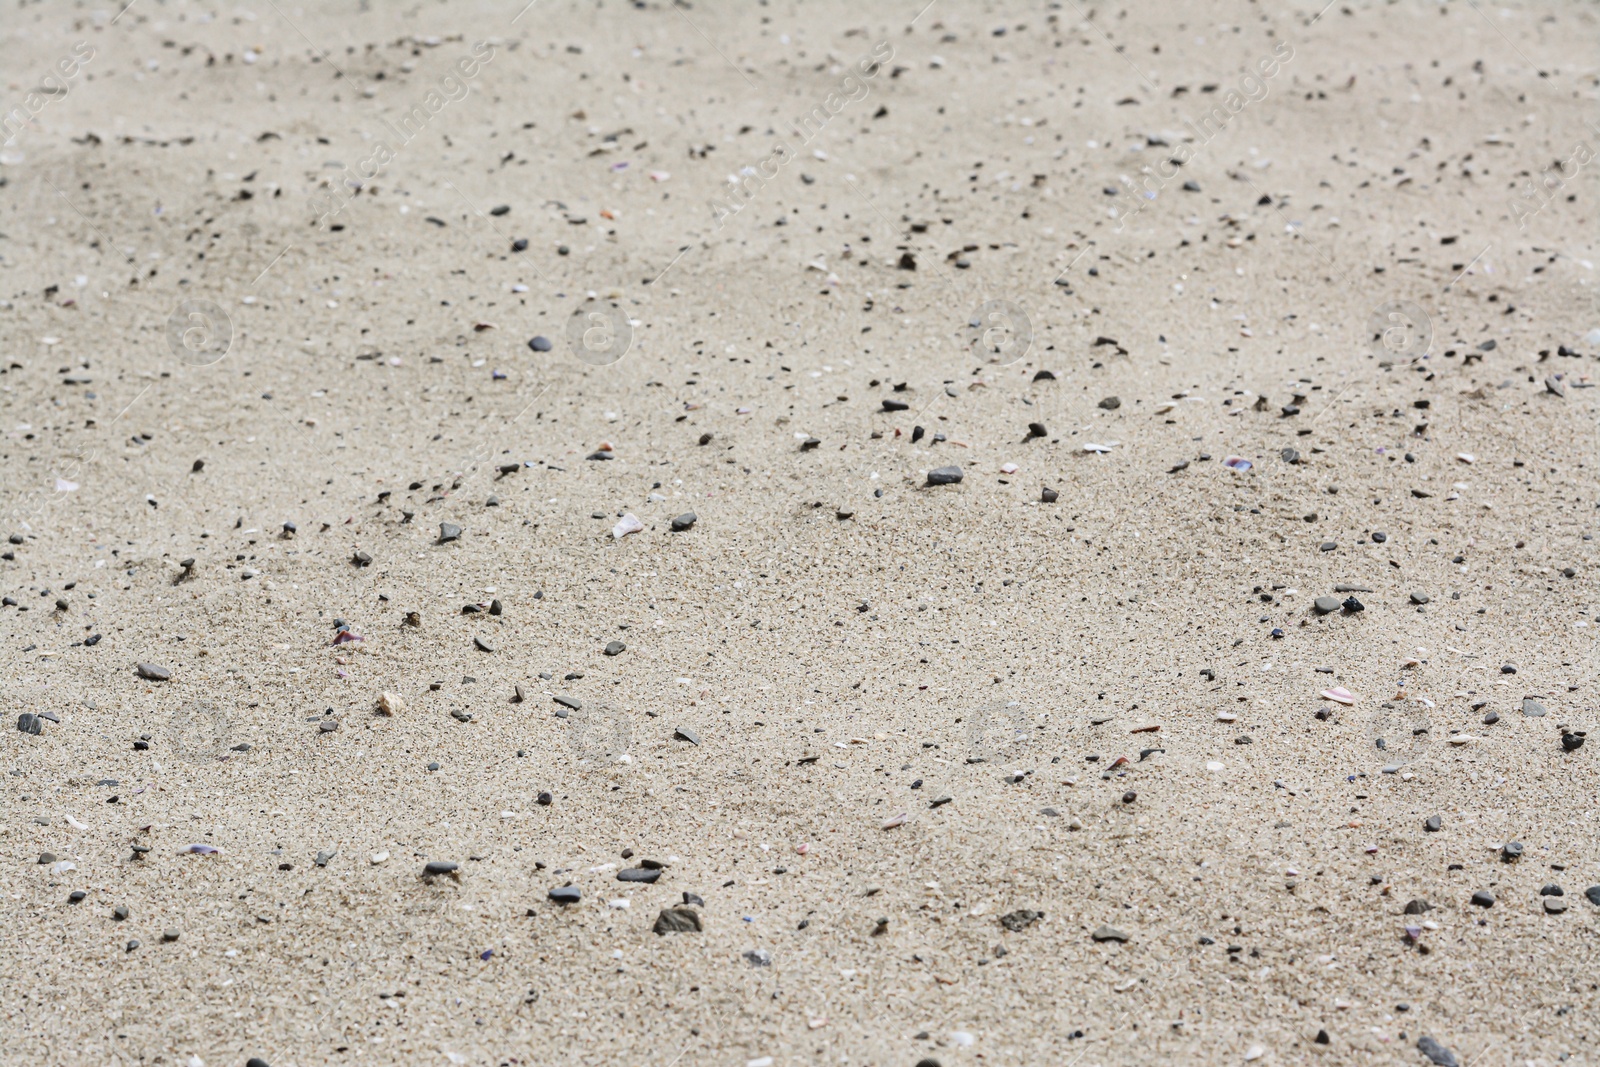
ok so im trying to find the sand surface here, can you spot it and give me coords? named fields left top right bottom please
left=4, top=1, right=1600, bottom=1064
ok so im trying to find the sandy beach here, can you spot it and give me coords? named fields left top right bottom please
left=3, top=1, right=1599, bottom=1064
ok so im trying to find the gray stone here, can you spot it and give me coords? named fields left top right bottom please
left=1522, top=697, right=1547, bottom=717
left=1417, top=1036, right=1459, bottom=1067
left=554, top=695, right=582, bottom=712
left=1470, top=890, right=1494, bottom=907
left=671, top=512, right=697, bottom=532
left=1313, top=596, right=1341, bottom=614
left=999, top=909, right=1043, bottom=932
left=1586, top=886, right=1600, bottom=907
left=1424, top=815, right=1442, bottom=832
left=135, top=662, right=171, bottom=681
left=1098, top=396, right=1121, bottom=410
left=438, top=522, right=463, bottom=543
left=16, top=713, right=42, bottom=735
left=548, top=886, right=581, bottom=904
left=743, top=948, right=772, bottom=967
left=1544, top=897, right=1568, bottom=914
left=1091, top=925, right=1129, bottom=942
left=315, top=851, right=335, bottom=867
left=423, top=861, right=459, bottom=876
left=604, top=641, right=625, bottom=656
left=674, top=726, right=701, bottom=745
left=617, top=867, right=660, bottom=883
left=926, top=466, right=963, bottom=486
left=654, top=907, right=701, bottom=934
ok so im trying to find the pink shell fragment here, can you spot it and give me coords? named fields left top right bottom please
left=612, top=513, right=644, bottom=540
left=182, top=843, right=221, bottom=855
left=333, top=630, right=363, bottom=645
left=1222, top=455, right=1253, bottom=472
left=881, top=812, right=908, bottom=830
left=1320, top=686, right=1356, bottom=705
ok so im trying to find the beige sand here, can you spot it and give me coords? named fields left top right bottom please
left=3, top=1, right=1599, bottom=1064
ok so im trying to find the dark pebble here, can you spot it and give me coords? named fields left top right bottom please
left=1098, top=396, right=1121, bottom=410
left=653, top=906, right=702, bottom=934
left=528, top=336, right=552, bottom=352
left=1470, top=890, right=1494, bottom=907
left=604, top=640, right=625, bottom=656
left=16, top=713, right=42, bottom=735
left=926, top=466, right=963, bottom=486
left=1041, top=487, right=1058, bottom=503
left=548, top=885, right=581, bottom=904
left=135, top=662, right=172, bottom=681
left=1501, top=841, right=1523, bottom=862
left=423, top=861, right=459, bottom=876
left=882, top=399, right=910, bottom=412
left=439, top=522, right=463, bottom=543
left=1561, top=730, right=1585, bottom=752
left=617, top=867, right=660, bottom=883
left=1416, top=1035, right=1460, bottom=1067
left=1424, top=815, right=1441, bottom=832
left=999, top=909, right=1043, bottom=932
left=537, top=791, right=553, bottom=805
left=671, top=512, right=697, bottom=532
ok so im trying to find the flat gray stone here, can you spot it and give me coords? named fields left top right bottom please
left=653, top=907, right=701, bottom=934
left=1313, top=596, right=1341, bottom=614
left=925, top=466, right=963, bottom=486
left=617, top=867, right=660, bottom=883
left=674, top=726, right=701, bottom=745
left=438, top=522, right=463, bottom=543
left=1522, top=697, right=1547, bottom=717
left=554, top=695, right=582, bottom=711
left=1091, top=925, right=1129, bottom=943
left=548, top=886, right=581, bottom=904
left=671, top=512, right=697, bottom=532
left=135, top=662, right=171, bottom=681
left=604, top=641, right=625, bottom=656
left=1417, top=1036, right=1459, bottom=1067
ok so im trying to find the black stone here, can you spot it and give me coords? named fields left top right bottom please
left=548, top=885, right=581, bottom=904
left=1470, top=890, right=1494, bottom=907
left=926, top=466, right=963, bottom=486
left=423, top=861, right=459, bottom=876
